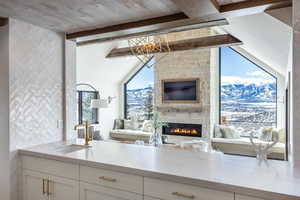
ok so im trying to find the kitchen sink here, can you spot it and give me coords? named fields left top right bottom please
left=54, top=144, right=91, bottom=154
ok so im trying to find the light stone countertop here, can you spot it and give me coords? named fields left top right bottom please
left=19, top=140, right=300, bottom=200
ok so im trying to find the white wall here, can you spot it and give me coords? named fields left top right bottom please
left=286, top=37, right=293, bottom=161
left=292, top=0, right=300, bottom=166
left=77, top=42, right=139, bottom=139
left=223, top=12, right=292, bottom=76
left=0, top=21, right=10, bottom=200
left=0, top=18, right=67, bottom=200
left=65, top=40, right=78, bottom=140
left=9, top=18, right=65, bottom=200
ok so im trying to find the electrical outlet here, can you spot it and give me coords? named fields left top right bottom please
left=57, top=120, right=64, bottom=129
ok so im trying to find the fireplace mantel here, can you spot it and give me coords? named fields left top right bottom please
left=156, top=106, right=202, bottom=114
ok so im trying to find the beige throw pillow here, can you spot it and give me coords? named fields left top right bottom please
left=259, top=127, right=273, bottom=142
left=272, top=128, right=285, bottom=143
left=142, top=120, right=153, bottom=132
left=214, top=124, right=223, bottom=138
left=124, top=120, right=134, bottom=130
left=220, top=126, right=240, bottom=139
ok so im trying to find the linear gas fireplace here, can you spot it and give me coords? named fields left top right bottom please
left=162, top=123, right=202, bottom=137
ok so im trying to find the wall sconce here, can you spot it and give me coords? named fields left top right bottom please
left=91, top=99, right=109, bottom=109
left=108, top=96, right=116, bottom=104
left=91, top=96, right=116, bottom=109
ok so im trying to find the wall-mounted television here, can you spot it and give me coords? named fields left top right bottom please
left=162, top=78, right=199, bottom=103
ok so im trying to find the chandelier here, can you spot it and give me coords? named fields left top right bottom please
left=128, top=35, right=171, bottom=67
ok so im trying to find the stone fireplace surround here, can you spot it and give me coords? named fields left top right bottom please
left=154, top=28, right=217, bottom=143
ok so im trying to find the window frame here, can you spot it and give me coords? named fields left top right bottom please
left=124, top=57, right=154, bottom=119
left=218, top=47, right=278, bottom=131
left=77, top=90, right=99, bottom=124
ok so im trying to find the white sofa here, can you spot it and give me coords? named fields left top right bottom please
left=110, top=119, right=153, bottom=142
left=211, top=125, right=286, bottom=160
left=110, top=129, right=151, bottom=142
left=211, top=137, right=285, bottom=160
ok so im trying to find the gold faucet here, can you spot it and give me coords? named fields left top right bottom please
left=74, top=121, right=92, bottom=146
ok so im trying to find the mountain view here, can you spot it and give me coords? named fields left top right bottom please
left=220, top=47, right=278, bottom=137
left=221, top=82, right=277, bottom=136
left=126, top=87, right=154, bottom=120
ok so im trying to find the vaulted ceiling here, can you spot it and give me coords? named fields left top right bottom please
left=0, top=0, right=292, bottom=35
left=0, top=0, right=291, bottom=77
left=221, top=8, right=292, bottom=75
left=0, top=0, right=181, bottom=32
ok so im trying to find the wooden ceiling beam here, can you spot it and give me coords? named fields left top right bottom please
left=172, top=0, right=291, bottom=19
left=0, top=17, right=7, bottom=26
left=219, top=0, right=292, bottom=13
left=66, top=13, right=189, bottom=40
left=106, top=34, right=242, bottom=58
left=77, top=19, right=228, bottom=46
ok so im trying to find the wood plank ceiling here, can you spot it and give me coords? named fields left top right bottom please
left=216, top=0, right=249, bottom=5
left=0, top=0, right=181, bottom=32
left=0, top=0, right=291, bottom=44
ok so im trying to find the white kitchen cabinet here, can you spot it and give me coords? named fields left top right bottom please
left=21, top=155, right=273, bottom=200
left=23, top=169, right=79, bottom=200
left=48, top=175, right=79, bottom=200
left=144, top=177, right=234, bottom=200
left=80, top=182, right=143, bottom=200
left=235, top=194, right=265, bottom=200
left=80, top=165, right=143, bottom=194
left=22, top=155, right=79, bottom=179
left=23, top=170, right=49, bottom=200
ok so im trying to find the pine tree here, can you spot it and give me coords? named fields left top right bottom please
left=143, top=88, right=153, bottom=120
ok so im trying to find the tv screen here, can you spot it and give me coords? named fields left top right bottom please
left=163, top=79, right=198, bottom=102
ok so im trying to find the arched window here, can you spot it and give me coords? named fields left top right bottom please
left=124, top=58, right=155, bottom=120
left=220, top=47, right=277, bottom=137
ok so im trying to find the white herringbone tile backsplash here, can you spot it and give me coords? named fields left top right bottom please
left=9, top=18, right=64, bottom=149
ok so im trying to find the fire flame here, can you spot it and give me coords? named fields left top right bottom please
left=170, top=128, right=198, bottom=135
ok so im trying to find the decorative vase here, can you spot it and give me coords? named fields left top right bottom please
left=249, top=131, right=279, bottom=164
left=149, top=130, right=163, bottom=147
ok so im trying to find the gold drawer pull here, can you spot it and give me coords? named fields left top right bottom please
left=42, top=179, right=47, bottom=195
left=172, top=192, right=195, bottom=199
left=47, top=180, right=51, bottom=196
left=99, top=176, right=117, bottom=182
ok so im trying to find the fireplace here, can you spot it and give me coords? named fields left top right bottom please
left=162, top=123, right=202, bottom=137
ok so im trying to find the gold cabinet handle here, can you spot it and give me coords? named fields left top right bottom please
left=98, top=176, right=117, bottom=182
left=172, top=192, right=195, bottom=199
left=47, top=179, right=51, bottom=196
left=42, top=179, right=47, bottom=195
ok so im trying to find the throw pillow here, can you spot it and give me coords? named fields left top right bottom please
left=259, top=127, right=273, bottom=142
left=220, top=126, right=240, bottom=139
left=214, top=124, right=223, bottom=138
left=113, top=119, right=124, bottom=130
left=124, top=120, right=134, bottom=130
left=142, top=120, right=153, bottom=132
left=272, top=128, right=285, bottom=143
left=131, top=119, right=140, bottom=130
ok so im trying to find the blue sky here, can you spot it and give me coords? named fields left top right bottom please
left=127, top=58, right=154, bottom=90
left=127, top=48, right=277, bottom=90
left=221, top=47, right=276, bottom=85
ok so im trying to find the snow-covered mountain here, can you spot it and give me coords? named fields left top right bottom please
left=221, top=83, right=276, bottom=103
left=126, top=87, right=153, bottom=105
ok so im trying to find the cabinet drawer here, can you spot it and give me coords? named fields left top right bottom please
left=80, top=166, right=143, bottom=194
left=235, top=194, right=265, bottom=200
left=80, top=182, right=143, bottom=200
left=144, top=177, right=234, bottom=200
left=22, top=156, right=79, bottom=180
